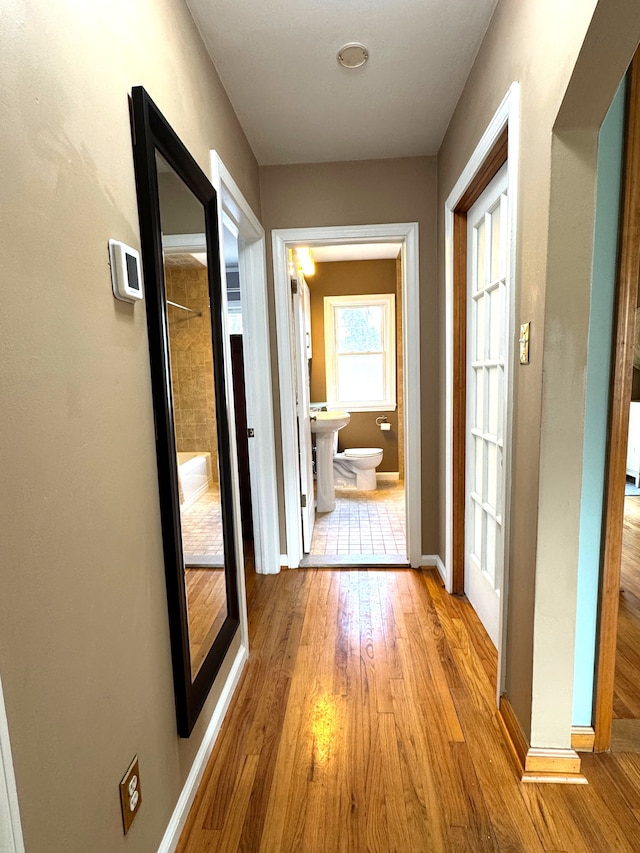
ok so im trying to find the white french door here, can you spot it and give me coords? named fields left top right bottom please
left=465, top=163, right=509, bottom=647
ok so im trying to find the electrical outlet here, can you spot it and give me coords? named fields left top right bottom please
left=119, top=756, right=142, bottom=835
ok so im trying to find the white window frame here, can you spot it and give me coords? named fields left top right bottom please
left=324, top=293, right=396, bottom=412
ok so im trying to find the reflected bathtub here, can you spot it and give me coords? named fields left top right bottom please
left=177, top=451, right=212, bottom=508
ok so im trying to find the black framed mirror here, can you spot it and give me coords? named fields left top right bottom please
left=130, top=86, right=240, bottom=737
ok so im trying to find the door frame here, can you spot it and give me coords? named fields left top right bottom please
left=272, top=222, right=421, bottom=568
left=292, top=273, right=315, bottom=551
left=444, top=83, right=520, bottom=695
left=211, top=152, right=281, bottom=580
left=0, top=673, right=25, bottom=853
left=593, top=56, right=640, bottom=751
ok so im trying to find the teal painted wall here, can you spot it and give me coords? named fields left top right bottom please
left=573, top=78, right=627, bottom=726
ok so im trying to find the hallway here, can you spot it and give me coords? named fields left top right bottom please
left=177, top=567, right=640, bottom=852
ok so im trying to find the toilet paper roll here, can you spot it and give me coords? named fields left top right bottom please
left=380, top=422, right=391, bottom=431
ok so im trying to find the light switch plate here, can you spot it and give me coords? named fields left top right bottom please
left=519, top=322, right=531, bottom=364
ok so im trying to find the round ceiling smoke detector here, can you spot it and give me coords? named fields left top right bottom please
left=337, top=43, right=369, bottom=69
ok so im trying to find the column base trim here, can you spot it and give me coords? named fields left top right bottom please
left=571, top=725, right=596, bottom=752
left=497, top=696, right=587, bottom=784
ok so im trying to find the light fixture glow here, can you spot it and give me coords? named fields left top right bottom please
left=296, top=247, right=315, bottom=277
left=337, top=42, right=369, bottom=69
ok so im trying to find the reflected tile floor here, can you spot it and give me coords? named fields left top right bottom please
left=180, top=485, right=224, bottom=562
left=309, top=480, right=406, bottom=558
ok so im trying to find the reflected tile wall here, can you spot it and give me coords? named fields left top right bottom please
left=166, top=266, right=218, bottom=480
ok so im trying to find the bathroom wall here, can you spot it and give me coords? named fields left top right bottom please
left=0, top=1, right=259, bottom=851
left=309, top=258, right=399, bottom=472
left=166, top=266, right=219, bottom=480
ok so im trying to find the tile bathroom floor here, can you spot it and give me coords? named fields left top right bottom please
left=180, top=485, right=224, bottom=564
left=308, top=480, right=406, bottom=562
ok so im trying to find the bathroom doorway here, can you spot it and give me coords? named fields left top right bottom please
left=273, top=223, right=421, bottom=569
left=302, top=249, right=407, bottom=566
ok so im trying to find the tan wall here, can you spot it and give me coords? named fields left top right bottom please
left=437, top=0, right=640, bottom=743
left=166, top=268, right=219, bottom=478
left=260, top=157, right=438, bottom=553
left=0, top=1, right=258, bottom=851
left=309, top=259, right=399, bottom=472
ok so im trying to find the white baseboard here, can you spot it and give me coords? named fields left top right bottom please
left=376, top=471, right=400, bottom=482
left=279, top=554, right=289, bottom=568
left=157, top=644, right=248, bottom=853
left=421, top=555, right=446, bottom=582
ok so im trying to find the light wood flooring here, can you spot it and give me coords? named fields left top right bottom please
left=185, top=568, right=227, bottom=677
left=178, top=565, right=640, bottom=852
left=612, top=494, right=640, bottom=750
left=614, top=495, right=640, bottom=718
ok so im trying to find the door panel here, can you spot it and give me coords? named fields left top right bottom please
left=465, top=163, right=509, bottom=646
left=292, top=277, right=315, bottom=553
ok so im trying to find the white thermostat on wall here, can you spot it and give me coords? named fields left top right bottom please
left=109, top=239, right=143, bottom=303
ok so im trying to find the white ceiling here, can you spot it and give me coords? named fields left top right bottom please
left=311, top=242, right=401, bottom=263
left=186, top=0, right=498, bottom=165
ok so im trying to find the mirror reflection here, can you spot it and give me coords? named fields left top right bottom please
left=156, top=152, right=228, bottom=679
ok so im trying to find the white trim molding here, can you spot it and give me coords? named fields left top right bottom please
left=444, top=82, right=520, bottom=699
left=211, top=152, right=280, bottom=577
left=157, top=645, right=247, bottom=853
left=376, top=472, right=400, bottom=482
left=421, top=555, right=447, bottom=582
left=0, top=674, right=25, bottom=853
left=272, top=223, right=422, bottom=568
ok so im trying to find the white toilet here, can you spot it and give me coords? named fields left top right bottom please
left=333, top=433, right=384, bottom=491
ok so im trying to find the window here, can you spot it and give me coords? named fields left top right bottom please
left=324, top=294, right=396, bottom=411
left=226, top=267, right=243, bottom=334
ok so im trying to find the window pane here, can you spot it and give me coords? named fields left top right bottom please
left=487, top=366, right=499, bottom=436
left=475, top=218, right=485, bottom=292
left=490, top=200, right=503, bottom=281
left=473, top=500, right=482, bottom=561
left=487, top=441, right=498, bottom=510
left=489, top=285, right=503, bottom=360
left=336, top=305, right=383, bottom=353
left=473, top=435, right=483, bottom=495
left=485, top=514, right=496, bottom=583
left=474, top=367, right=484, bottom=431
left=337, top=353, right=384, bottom=402
left=474, top=293, right=485, bottom=361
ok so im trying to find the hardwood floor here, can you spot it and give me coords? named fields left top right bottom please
left=185, top=568, right=227, bottom=677
left=178, top=566, right=640, bottom=852
left=613, top=495, right=640, bottom=731
left=600, top=485, right=640, bottom=749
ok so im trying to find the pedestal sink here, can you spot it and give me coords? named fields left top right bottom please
left=310, top=410, right=350, bottom=512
